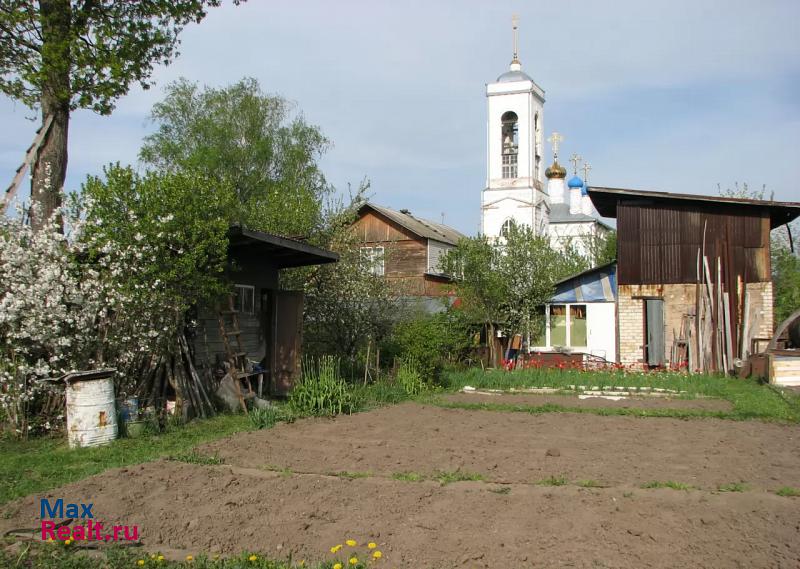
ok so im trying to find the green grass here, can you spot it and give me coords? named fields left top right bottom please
left=0, top=413, right=251, bottom=506
left=435, top=469, right=485, bottom=485
left=577, top=479, right=606, bottom=488
left=168, top=450, right=225, bottom=465
left=775, top=486, right=800, bottom=497
left=0, top=545, right=333, bottom=569
left=392, top=471, right=425, bottom=482
left=438, top=368, right=800, bottom=423
left=717, top=482, right=749, bottom=492
left=537, top=475, right=569, bottom=486
left=641, top=480, right=694, bottom=491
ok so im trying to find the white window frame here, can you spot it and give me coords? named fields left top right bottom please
left=545, top=303, right=588, bottom=349
left=360, top=246, right=385, bottom=276
left=233, top=284, right=255, bottom=315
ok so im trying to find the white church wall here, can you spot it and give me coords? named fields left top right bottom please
left=486, top=89, right=541, bottom=186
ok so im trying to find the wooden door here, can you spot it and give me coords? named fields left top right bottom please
left=270, top=291, right=304, bottom=396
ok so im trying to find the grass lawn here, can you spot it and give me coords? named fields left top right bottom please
left=0, top=413, right=252, bottom=507
left=438, top=368, right=800, bottom=423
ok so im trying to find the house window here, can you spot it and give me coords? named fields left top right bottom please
left=501, top=111, right=519, bottom=179
left=548, top=304, right=587, bottom=348
left=233, top=284, right=255, bottom=315
left=360, top=246, right=384, bottom=276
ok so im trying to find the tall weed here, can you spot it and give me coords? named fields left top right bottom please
left=289, top=356, right=359, bottom=416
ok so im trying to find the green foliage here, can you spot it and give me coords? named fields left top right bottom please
left=0, top=413, right=251, bottom=506
left=772, top=246, right=800, bottom=325
left=392, top=471, right=425, bottom=482
left=248, top=407, right=282, bottom=430
left=140, top=77, right=330, bottom=238
left=0, top=1, right=242, bottom=114
left=389, top=311, right=470, bottom=380
left=775, top=486, right=800, bottom=497
left=289, top=357, right=360, bottom=416
left=537, top=475, right=568, bottom=486
left=439, top=368, right=800, bottom=423
left=81, top=164, right=235, bottom=311
left=395, top=357, right=426, bottom=396
left=435, top=469, right=484, bottom=485
left=168, top=450, right=224, bottom=465
left=440, top=224, right=590, bottom=358
left=641, top=480, right=694, bottom=491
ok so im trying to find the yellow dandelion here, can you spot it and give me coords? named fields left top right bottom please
left=349, top=557, right=358, bottom=565
left=157, top=555, right=165, bottom=562
left=298, top=561, right=305, bottom=567
left=186, top=555, right=193, bottom=562
left=331, top=544, right=343, bottom=553
left=151, top=554, right=157, bottom=559
left=333, top=564, right=342, bottom=569
left=64, top=538, right=72, bottom=546
left=346, top=539, right=357, bottom=547
left=367, top=542, right=377, bottom=549
left=137, top=561, right=145, bottom=567
left=249, top=554, right=258, bottom=562
left=372, top=550, right=382, bottom=559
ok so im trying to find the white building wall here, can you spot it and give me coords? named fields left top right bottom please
left=533, top=301, right=617, bottom=363
left=548, top=221, right=605, bottom=257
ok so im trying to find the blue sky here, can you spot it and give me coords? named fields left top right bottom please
left=2, top=0, right=799, bottom=234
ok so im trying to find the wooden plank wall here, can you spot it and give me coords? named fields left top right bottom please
left=617, top=201, right=771, bottom=285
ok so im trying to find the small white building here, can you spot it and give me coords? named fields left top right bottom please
left=533, top=262, right=618, bottom=363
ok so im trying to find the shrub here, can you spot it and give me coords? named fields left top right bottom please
left=289, top=356, right=359, bottom=416
left=248, top=407, right=281, bottom=430
left=390, top=311, right=469, bottom=381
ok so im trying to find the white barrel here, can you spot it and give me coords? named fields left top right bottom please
left=65, top=375, right=118, bottom=448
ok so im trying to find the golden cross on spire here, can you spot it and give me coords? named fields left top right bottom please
left=512, top=14, right=520, bottom=63
left=569, top=153, right=582, bottom=176
left=547, top=132, right=564, bottom=160
left=582, top=162, right=592, bottom=183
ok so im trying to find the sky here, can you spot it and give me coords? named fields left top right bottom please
left=1, top=0, right=799, bottom=235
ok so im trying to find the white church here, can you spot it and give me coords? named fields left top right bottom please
left=480, top=18, right=611, bottom=256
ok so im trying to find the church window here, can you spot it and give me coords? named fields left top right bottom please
left=500, top=218, right=515, bottom=238
left=501, top=111, right=519, bottom=178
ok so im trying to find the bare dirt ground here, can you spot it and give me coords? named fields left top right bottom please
left=3, top=403, right=800, bottom=568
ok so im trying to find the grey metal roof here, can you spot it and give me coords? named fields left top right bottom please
left=548, top=203, right=615, bottom=230
left=360, top=203, right=466, bottom=246
left=497, top=70, right=534, bottom=83
left=228, top=226, right=339, bottom=268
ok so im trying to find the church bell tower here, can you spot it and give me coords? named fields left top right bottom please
left=481, top=15, right=548, bottom=238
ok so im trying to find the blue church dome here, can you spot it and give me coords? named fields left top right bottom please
left=581, top=183, right=589, bottom=196
left=567, top=175, right=583, bottom=188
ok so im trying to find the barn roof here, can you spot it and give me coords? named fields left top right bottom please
left=228, top=226, right=339, bottom=268
left=359, top=202, right=466, bottom=245
left=588, top=186, right=800, bottom=229
left=551, top=261, right=617, bottom=303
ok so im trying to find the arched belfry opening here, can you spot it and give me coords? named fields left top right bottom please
left=501, top=111, right=519, bottom=178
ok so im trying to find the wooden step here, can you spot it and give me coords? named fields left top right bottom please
left=225, top=331, right=241, bottom=336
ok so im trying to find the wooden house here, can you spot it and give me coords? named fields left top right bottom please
left=352, top=203, right=466, bottom=307
left=588, top=187, right=800, bottom=372
left=193, top=226, right=338, bottom=396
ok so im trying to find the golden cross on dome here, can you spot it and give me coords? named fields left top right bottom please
left=512, top=14, right=519, bottom=62
left=569, top=153, right=582, bottom=176
left=547, top=132, right=564, bottom=160
left=582, top=162, right=592, bottom=182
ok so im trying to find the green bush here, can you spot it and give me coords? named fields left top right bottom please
left=390, top=311, right=469, bottom=381
left=289, top=356, right=359, bottom=416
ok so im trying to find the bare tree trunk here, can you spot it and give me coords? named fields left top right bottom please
left=30, top=0, right=71, bottom=231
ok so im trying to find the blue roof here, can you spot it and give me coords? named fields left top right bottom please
left=568, top=175, right=583, bottom=188
left=550, top=262, right=617, bottom=303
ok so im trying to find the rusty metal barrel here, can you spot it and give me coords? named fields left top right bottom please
left=64, top=369, right=118, bottom=448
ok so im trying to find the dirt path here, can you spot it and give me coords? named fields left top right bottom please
left=2, top=403, right=800, bottom=568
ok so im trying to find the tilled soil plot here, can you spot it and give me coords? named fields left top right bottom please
left=2, top=403, right=800, bottom=568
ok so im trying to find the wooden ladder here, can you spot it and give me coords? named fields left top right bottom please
left=217, top=295, right=253, bottom=412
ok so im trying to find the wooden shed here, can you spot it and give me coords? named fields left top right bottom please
left=589, top=187, right=800, bottom=371
left=192, top=226, right=338, bottom=396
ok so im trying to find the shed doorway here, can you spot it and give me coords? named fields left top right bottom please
left=645, top=299, right=665, bottom=367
